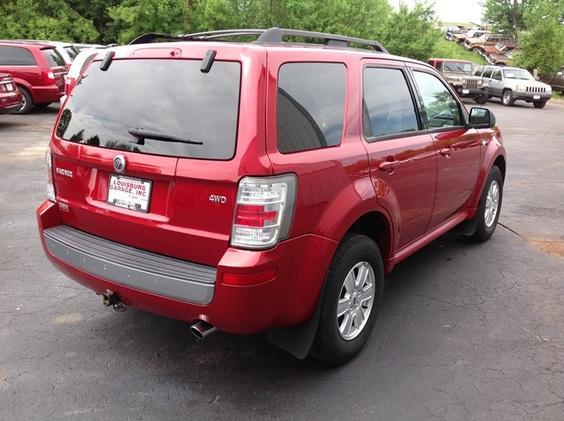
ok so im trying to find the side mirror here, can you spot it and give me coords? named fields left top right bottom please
left=468, top=107, right=496, bottom=129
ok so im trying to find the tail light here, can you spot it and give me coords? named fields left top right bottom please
left=45, top=147, right=56, bottom=201
left=231, top=174, right=297, bottom=249
left=64, top=77, right=76, bottom=95
left=43, top=71, right=55, bottom=85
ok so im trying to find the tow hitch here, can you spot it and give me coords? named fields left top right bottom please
left=102, top=289, right=127, bottom=312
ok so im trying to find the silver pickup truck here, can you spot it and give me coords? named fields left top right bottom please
left=476, top=65, right=552, bottom=108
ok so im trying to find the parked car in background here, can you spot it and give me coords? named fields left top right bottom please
left=61, top=45, right=112, bottom=103
left=444, top=26, right=465, bottom=41
left=452, top=29, right=488, bottom=44
left=541, top=66, right=564, bottom=92
left=464, top=34, right=514, bottom=53
left=428, top=58, right=487, bottom=103
left=73, top=43, right=105, bottom=52
left=37, top=41, right=80, bottom=67
left=0, top=41, right=67, bottom=113
left=38, top=28, right=506, bottom=365
left=482, top=43, right=515, bottom=65
left=0, top=72, right=23, bottom=114
left=476, top=65, right=552, bottom=108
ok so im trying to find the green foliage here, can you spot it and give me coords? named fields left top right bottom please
left=0, top=0, right=99, bottom=42
left=512, top=0, right=564, bottom=73
left=432, top=39, right=487, bottom=64
left=483, top=0, right=532, bottom=38
left=379, top=3, right=440, bottom=61
left=108, top=0, right=189, bottom=44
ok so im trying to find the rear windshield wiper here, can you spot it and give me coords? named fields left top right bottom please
left=128, top=128, right=204, bottom=145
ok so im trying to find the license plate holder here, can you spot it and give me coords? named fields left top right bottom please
left=107, top=174, right=152, bottom=213
left=462, top=89, right=470, bottom=94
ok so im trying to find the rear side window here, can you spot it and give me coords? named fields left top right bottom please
left=41, top=48, right=65, bottom=67
left=363, top=67, right=419, bottom=139
left=277, top=63, right=345, bottom=153
left=0, top=46, right=36, bottom=65
left=56, top=59, right=241, bottom=160
left=413, top=71, right=463, bottom=129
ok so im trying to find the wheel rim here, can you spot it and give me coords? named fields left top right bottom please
left=337, top=261, right=375, bottom=341
left=484, top=180, right=500, bottom=228
left=18, top=94, right=27, bottom=112
left=503, top=92, right=510, bottom=104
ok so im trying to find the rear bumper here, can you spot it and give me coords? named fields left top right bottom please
left=0, top=92, right=22, bottom=113
left=30, top=85, right=63, bottom=104
left=37, top=200, right=337, bottom=334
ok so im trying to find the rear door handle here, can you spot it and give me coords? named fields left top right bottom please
left=378, top=160, right=398, bottom=173
left=439, top=148, right=453, bottom=158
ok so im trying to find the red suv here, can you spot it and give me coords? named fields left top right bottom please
left=0, top=73, right=22, bottom=113
left=37, top=28, right=506, bottom=364
left=0, top=41, right=67, bottom=113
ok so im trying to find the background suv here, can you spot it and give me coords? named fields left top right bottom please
left=0, top=41, right=67, bottom=113
left=37, top=28, right=506, bottom=364
left=477, top=65, right=552, bottom=108
left=428, top=58, right=487, bottom=104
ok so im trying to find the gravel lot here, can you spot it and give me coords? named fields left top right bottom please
left=1, top=99, right=563, bottom=420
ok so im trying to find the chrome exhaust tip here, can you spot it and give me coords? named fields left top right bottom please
left=190, top=320, right=217, bottom=339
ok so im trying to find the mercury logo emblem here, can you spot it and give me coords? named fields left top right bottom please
left=113, top=155, right=126, bottom=173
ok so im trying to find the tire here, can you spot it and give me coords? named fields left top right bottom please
left=310, top=234, right=384, bottom=365
left=14, top=86, right=34, bottom=114
left=533, top=101, right=547, bottom=109
left=468, top=166, right=503, bottom=242
left=474, top=95, right=488, bottom=105
left=501, top=90, right=514, bottom=106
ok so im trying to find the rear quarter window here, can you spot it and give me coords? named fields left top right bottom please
left=277, top=62, right=346, bottom=153
left=41, top=48, right=66, bottom=67
left=0, top=46, right=36, bottom=65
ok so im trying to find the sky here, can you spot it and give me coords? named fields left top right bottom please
left=392, top=0, right=484, bottom=24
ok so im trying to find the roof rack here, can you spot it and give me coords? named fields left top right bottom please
left=129, top=27, right=388, bottom=53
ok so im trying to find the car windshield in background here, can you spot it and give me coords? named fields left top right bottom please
left=41, top=48, right=65, bottom=67
left=444, top=62, right=473, bottom=73
left=56, top=59, right=241, bottom=160
left=503, top=69, right=533, bottom=80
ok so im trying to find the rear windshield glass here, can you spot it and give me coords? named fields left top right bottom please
left=443, top=62, right=473, bottom=74
left=64, top=46, right=78, bottom=60
left=42, top=48, right=65, bottom=67
left=56, top=59, right=241, bottom=160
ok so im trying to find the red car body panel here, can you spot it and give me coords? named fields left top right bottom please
left=0, top=73, right=22, bottom=112
left=0, top=42, right=66, bottom=104
left=37, top=41, right=506, bottom=333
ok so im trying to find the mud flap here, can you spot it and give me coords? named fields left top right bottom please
left=266, top=296, right=322, bottom=359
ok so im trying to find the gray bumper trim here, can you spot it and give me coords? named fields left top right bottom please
left=44, top=225, right=216, bottom=304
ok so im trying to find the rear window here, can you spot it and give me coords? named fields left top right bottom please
left=64, top=46, right=79, bottom=60
left=42, top=48, right=65, bottom=67
left=0, top=46, right=36, bottom=65
left=56, top=59, right=241, bottom=160
left=277, top=63, right=346, bottom=153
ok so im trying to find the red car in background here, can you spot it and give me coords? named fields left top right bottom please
left=0, top=73, right=22, bottom=114
left=0, top=41, right=67, bottom=113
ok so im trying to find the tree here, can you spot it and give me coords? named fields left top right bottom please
left=0, top=0, right=98, bottom=42
left=379, top=2, right=440, bottom=61
left=108, top=0, right=189, bottom=44
left=483, top=0, right=532, bottom=38
left=512, top=0, right=564, bottom=74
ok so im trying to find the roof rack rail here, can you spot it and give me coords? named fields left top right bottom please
left=129, top=27, right=388, bottom=53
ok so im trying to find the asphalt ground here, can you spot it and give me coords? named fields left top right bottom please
left=1, top=99, right=563, bottom=420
